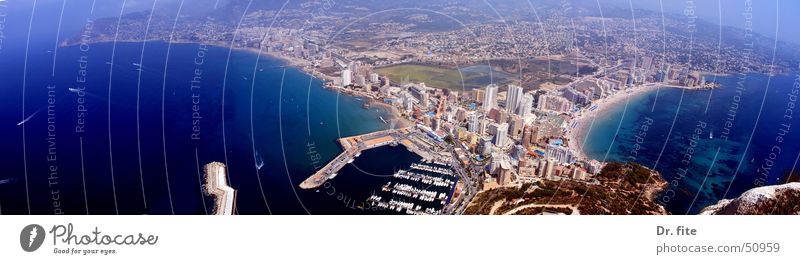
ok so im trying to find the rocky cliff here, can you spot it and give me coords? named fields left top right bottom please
left=699, top=183, right=800, bottom=215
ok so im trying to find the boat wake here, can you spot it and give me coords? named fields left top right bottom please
left=255, top=152, right=265, bottom=170
left=17, top=110, right=40, bottom=126
left=0, top=178, right=14, bottom=185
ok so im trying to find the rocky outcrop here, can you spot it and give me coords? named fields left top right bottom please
left=465, top=162, right=668, bottom=215
left=699, top=183, right=800, bottom=215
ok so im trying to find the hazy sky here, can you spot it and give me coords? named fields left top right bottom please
left=602, top=0, right=800, bottom=45
left=5, top=0, right=226, bottom=18
left=7, top=0, right=799, bottom=45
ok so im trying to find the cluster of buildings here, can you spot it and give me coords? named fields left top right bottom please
left=230, top=21, right=725, bottom=191
left=309, top=45, right=729, bottom=190
left=319, top=56, right=615, bottom=190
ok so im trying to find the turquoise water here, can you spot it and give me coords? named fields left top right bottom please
left=584, top=73, right=800, bottom=214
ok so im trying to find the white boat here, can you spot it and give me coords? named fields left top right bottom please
left=255, top=152, right=265, bottom=170
left=709, top=130, right=713, bottom=139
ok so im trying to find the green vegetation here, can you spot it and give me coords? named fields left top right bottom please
left=375, top=63, right=509, bottom=90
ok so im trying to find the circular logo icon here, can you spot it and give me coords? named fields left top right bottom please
left=20, top=224, right=45, bottom=252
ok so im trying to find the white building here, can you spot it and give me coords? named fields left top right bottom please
left=517, top=93, right=534, bottom=116
left=545, top=144, right=575, bottom=164
left=341, top=69, right=352, bottom=87
left=506, top=84, right=524, bottom=114
left=483, top=84, right=499, bottom=111
left=467, top=112, right=480, bottom=133
left=537, top=93, right=573, bottom=113
left=489, top=122, right=509, bottom=147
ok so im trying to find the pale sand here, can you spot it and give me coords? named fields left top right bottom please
left=565, top=83, right=661, bottom=162
left=371, top=100, right=416, bottom=129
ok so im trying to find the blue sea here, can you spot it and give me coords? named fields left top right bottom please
left=0, top=35, right=421, bottom=215
left=584, top=73, right=800, bottom=214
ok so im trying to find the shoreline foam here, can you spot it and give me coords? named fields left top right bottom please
left=565, top=83, right=662, bottom=162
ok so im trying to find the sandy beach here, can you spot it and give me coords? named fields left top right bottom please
left=371, top=100, right=416, bottom=129
left=565, top=83, right=662, bottom=162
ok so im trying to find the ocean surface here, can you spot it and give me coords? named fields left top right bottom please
left=584, top=73, right=800, bottom=214
left=0, top=37, right=425, bottom=215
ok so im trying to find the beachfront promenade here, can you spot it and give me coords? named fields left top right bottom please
left=299, top=127, right=439, bottom=189
left=204, top=162, right=236, bottom=215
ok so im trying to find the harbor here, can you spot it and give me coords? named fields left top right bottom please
left=299, top=126, right=454, bottom=189
left=367, top=161, right=458, bottom=215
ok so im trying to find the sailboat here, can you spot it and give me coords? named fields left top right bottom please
left=709, top=130, right=713, bottom=139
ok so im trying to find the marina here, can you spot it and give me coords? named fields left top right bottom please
left=299, top=126, right=454, bottom=189
left=367, top=161, right=458, bottom=215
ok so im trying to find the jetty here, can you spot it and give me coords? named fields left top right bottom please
left=299, top=127, right=445, bottom=189
left=204, top=162, right=236, bottom=215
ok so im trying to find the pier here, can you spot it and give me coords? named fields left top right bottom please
left=299, top=127, right=446, bottom=189
left=204, top=162, right=236, bottom=215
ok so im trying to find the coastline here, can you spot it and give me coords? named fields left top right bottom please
left=63, top=39, right=412, bottom=128
left=565, top=83, right=662, bottom=162
left=370, top=100, right=416, bottom=129
left=565, top=81, right=722, bottom=163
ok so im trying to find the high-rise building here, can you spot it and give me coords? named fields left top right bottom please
left=489, top=122, right=509, bottom=147
left=516, top=93, right=534, bottom=116
left=483, top=84, right=499, bottom=111
left=545, top=144, right=575, bottom=164
left=488, top=108, right=506, bottom=124
left=505, top=84, right=524, bottom=114
left=474, top=89, right=485, bottom=102
left=536, top=93, right=573, bottom=113
left=536, top=159, right=548, bottom=178
left=509, top=115, right=524, bottom=139
left=521, top=125, right=541, bottom=149
left=479, top=119, right=489, bottom=135
left=497, top=158, right=514, bottom=185
left=480, top=136, right=494, bottom=156
left=467, top=112, right=480, bottom=133
left=404, top=94, right=414, bottom=114
left=521, top=126, right=533, bottom=149
left=369, top=73, right=380, bottom=84
left=544, top=158, right=555, bottom=179
left=341, top=69, right=352, bottom=87
left=355, top=75, right=366, bottom=87
left=571, top=166, right=587, bottom=180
